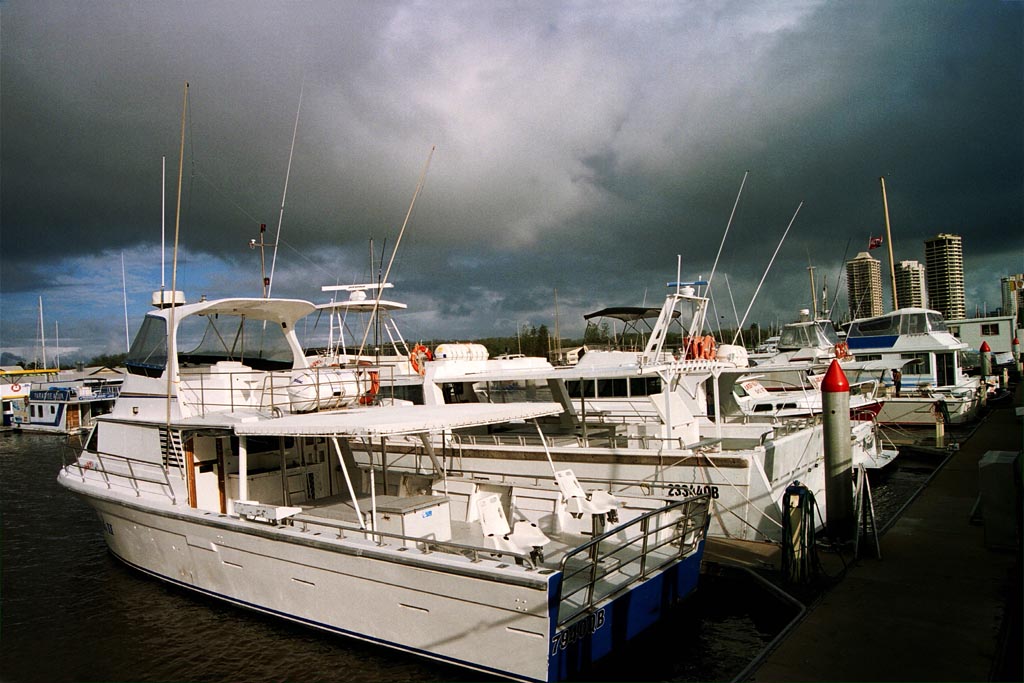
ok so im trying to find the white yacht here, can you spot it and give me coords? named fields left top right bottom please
left=843, top=308, right=983, bottom=425
left=57, top=293, right=712, bottom=682
left=344, top=284, right=889, bottom=541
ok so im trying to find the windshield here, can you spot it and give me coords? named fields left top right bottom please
left=125, top=316, right=168, bottom=377
left=177, top=314, right=296, bottom=370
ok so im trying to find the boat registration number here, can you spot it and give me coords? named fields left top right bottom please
left=551, top=609, right=605, bottom=655
left=666, top=484, right=719, bottom=499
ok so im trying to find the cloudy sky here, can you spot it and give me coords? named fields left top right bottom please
left=2, top=1, right=1022, bottom=363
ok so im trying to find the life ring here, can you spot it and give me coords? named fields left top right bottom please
left=834, top=342, right=849, bottom=359
left=309, top=357, right=324, bottom=368
left=701, top=335, right=717, bottom=360
left=11, top=383, right=21, bottom=392
left=683, top=336, right=700, bottom=360
left=358, top=362, right=380, bottom=405
left=409, top=344, right=433, bottom=376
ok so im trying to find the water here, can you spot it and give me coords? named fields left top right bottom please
left=0, top=432, right=927, bottom=682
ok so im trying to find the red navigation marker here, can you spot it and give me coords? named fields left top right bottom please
left=821, top=359, right=850, bottom=393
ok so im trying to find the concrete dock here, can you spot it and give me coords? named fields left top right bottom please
left=741, top=388, right=1023, bottom=682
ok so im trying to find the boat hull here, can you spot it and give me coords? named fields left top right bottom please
left=62, top=478, right=704, bottom=682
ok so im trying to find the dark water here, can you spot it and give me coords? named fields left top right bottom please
left=0, top=432, right=928, bottom=683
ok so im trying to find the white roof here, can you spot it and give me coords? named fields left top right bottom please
left=233, top=402, right=562, bottom=437
left=151, top=298, right=317, bottom=326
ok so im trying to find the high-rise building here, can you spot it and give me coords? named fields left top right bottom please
left=847, top=251, right=883, bottom=319
left=894, top=260, right=928, bottom=309
left=1001, top=273, right=1024, bottom=327
left=924, top=233, right=965, bottom=320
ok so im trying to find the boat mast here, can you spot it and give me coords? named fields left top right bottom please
left=122, top=251, right=130, bottom=352
left=38, top=296, right=47, bottom=369
left=880, top=176, right=898, bottom=310
left=167, top=82, right=188, bottom=429
left=807, top=265, right=817, bottom=319
left=266, top=81, right=304, bottom=299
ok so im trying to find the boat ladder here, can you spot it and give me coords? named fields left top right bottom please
left=159, top=427, right=186, bottom=474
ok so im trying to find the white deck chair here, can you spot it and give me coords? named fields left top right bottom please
left=554, top=469, right=620, bottom=522
left=475, top=493, right=550, bottom=563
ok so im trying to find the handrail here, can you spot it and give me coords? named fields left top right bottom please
left=289, top=512, right=540, bottom=569
left=61, top=446, right=178, bottom=504
left=555, top=494, right=710, bottom=626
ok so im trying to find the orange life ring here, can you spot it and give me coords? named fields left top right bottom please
left=701, top=335, right=717, bottom=360
left=834, top=342, right=849, bottom=359
left=683, top=336, right=700, bottom=360
left=409, top=344, right=433, bottom=376
left=11, top=383, right=22, bottom=392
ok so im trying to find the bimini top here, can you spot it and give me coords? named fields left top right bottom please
left=233, top=402, right=562, bottom=437
left=152, top=297, right=318, bottom=327
left=584, top=307, right=679, bottom=322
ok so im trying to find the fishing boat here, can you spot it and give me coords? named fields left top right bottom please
left=57, top=293, right=712, bottom=682
left=843, top=307, right=983, bottom=425
left=343, top=283, right=889, bottom=540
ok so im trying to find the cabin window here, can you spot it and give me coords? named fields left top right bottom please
left=49, top=406, right=56, bottom=415
left=981, top=323, right=1000, bottom=336
left=126, top=316, right=169, bottom=377
left=926, top=313, right=947, bottom=332
left=848, top=315, right=899, bottom=337
left=900, top=313, right=928, bottom=335
left=900, top=353, right=931, bottom=375
left=858, top=354, right=882, bottom=361
left=597, top=378, right=627, bottom=398
left=629, top=376, right=662, bottom=396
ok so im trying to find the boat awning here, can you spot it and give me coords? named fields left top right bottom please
left=232, top=402, right=562, bottom=437
left=583, top=306, right=679, bottom=322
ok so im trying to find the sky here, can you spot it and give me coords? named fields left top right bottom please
left=2, top=1, right=1022, bottom=364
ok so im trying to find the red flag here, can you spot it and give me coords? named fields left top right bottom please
left=868, top=235, right=883, bottom=250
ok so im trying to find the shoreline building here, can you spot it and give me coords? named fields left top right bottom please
left=895, top=259, right=928, bottom=309
left=924, top=233, right=966, bottom=320
left=846, top=251, right=883, bottom=319
left=1000, top=274, right=1024, bottom=327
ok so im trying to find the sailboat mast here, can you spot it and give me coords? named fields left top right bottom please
left=807, top=265, right=817, bottom=319
left=122, top=251, right=130, bottom=352
left=39, top=296, right=47, bottom=369
left=880, top=176, right=899, bottom=310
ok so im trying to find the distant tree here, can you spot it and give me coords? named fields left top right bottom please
left=88, top=352, right=128, bottom=369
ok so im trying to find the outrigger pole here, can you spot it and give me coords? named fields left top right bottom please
left=266, top=81, right=304, bottom=299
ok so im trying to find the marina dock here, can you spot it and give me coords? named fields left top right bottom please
left=737, top=386, right=1022, bottom=682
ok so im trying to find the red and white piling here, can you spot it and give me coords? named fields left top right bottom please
left=822, top=359, right=854, bottom=542
left=980, top=340, right=991, bottom=407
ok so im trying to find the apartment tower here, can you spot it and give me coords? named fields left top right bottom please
left=1001, top=274, right=1024, bottom=327
left=894, top=260, right=928, bottom=309
left=846, top=252, right=883, bottom=320
left=924, top=233, right=965, bottom=319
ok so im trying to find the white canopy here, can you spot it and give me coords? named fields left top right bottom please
left=232, top=402, right=561, bottom=437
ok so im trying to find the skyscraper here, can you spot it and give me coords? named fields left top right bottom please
left=847, top=252, right=883, bottom=319
left=924, top=233, right=965, bottom=319
left=1001, top=274, right=1024, bottom=327
left=895, top=260, right=928, bottom=309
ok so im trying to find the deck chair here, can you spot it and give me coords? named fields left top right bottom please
left=554, top=469, right=620, bottom=523
left=475, top=493, right=550, bottom=564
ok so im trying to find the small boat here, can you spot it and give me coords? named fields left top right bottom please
left=58, top=293, right=711, bottom=682
left=12, top=369, right=122, bottom=434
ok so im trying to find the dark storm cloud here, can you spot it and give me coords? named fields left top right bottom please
left=2, top=1, right=1021, bottom=359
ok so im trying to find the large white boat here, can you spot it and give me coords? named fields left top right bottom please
left=348, top=284, right=889, bottom=541
left=844, top=308, right=983, bottom=425
left=57, top=294, right=712, bottom=682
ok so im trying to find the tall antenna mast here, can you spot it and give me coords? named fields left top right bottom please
left=266, top=81, right=304, bottom=298
left=880, top=176, right=898, bottom=310
left=122, top=251, right=130, bottom=352
left=161, top=155, right=166, bottom=291
left=355, top=145, right=435, bottom=359
left=167, top=81, right=188, bottom=429
left=39, top=296, right=47, bottom=369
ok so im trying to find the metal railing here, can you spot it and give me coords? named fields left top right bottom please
left=61, top=446, right=179, bottom=504
left=555, top=493, right=710, bottom=626
left=176, top=364, right=397, bottom=416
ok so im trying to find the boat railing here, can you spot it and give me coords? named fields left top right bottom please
left=555, top=493, right=710, bottom=626
left=449, top=428, right=719, bottom=452
left=288, top=513, right=541, bottom=569
left=177, top=364, right=395, bottom=416
left=60, top=447, right=178, bottom=504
